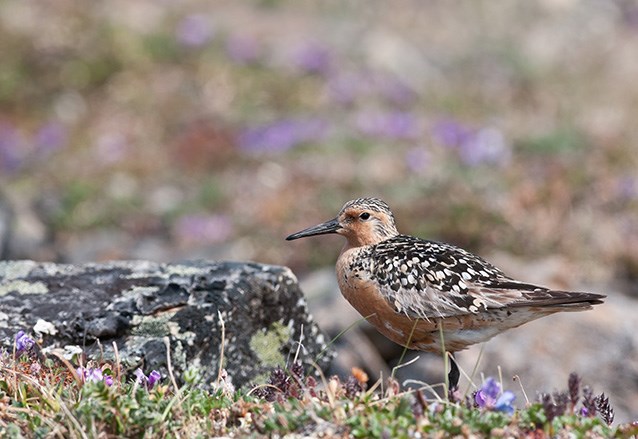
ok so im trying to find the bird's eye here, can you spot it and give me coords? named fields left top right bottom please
left=359, top=212, right=371, bottom=220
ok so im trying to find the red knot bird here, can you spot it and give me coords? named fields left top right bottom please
left=286, top=197, right=605, bottom=389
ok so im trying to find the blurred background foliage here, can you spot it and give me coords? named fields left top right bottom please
left=0, top=0, right=637, bottom=288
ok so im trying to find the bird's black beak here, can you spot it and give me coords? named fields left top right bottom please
left=286, top=217, right=341, bottom=240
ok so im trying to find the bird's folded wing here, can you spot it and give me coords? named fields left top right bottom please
left=370, top=235, right=604, bottom=320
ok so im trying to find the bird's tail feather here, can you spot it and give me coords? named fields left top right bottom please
left=514, top=289, right=606, bottom=308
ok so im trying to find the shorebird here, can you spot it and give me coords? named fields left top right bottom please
left=286, top=197, right=605, bottom=389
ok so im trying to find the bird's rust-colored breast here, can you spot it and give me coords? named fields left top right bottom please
left=336, top=247, right=440, bottom=349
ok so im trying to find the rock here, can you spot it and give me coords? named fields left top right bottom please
left=0, top=260, right=332, bottom=388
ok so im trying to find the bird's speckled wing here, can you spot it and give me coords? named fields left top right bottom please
left=367, top=235, right=599, bottom=320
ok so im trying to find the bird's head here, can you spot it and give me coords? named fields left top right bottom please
left=286, top=197, right=399, bottom=248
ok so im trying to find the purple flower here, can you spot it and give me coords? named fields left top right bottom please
left=0, top=121, right=25, bottom=172
left=619, top=1, right=638, bottom=29
left=458, top=127, right=510, bottom=167
left=134, top=368, right=146, bottom=384
left=326, top=73, right=360, bottom=106
left=239, top=118, right=327, bottom=154
left=15, top=331, right=35, bottom=353
left=431, top=119, right=472, bottom=148
left=431, top=119, right=511, bottom=167
left=225, top=35, right=261, bottom=64
left=135, top=368, right=161, bottom=389
left=94, top=133, right=128, bottom=164
left=475, top=377, right=500, bottom=406
left=76, top=366, right=114, bottom=386
left=30, top=362, right=41, bottom=375
left=405, top=146, right=430, bottom=173
left=475, top=377, right=516, bottom=415
left=35, top=121, right=67, bottom=153
left=494, top=390, right=516, bottom=414
left=293, top=42, right=332, bottom=75
left=379, top=77, right=416, bottom=106
left=87, top=368, right=104, bottom=383
left=174, top=213, right=233, bottom=245
left=617, top=176, right=638, bottom=200
left=356, top=111, right=421, bottom=140
left=176, top=14, right=214, bottom=47
left=148, top=370, right=161, bottom=387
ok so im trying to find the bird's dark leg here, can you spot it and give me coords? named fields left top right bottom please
left=448, top=354, right=460, bottom=391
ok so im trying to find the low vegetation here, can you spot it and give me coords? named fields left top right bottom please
left=1, top=331, right=636, bottom=438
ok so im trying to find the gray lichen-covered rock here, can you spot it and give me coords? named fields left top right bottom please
left=0, top=260, right=332, bottom=388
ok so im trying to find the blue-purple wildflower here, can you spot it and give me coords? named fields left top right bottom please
left=458, top=127, right=511, bottom=167
left=405, top=146, right=430, bottom=174
left=176, top=14, right=214, bottom=47
left=356, top=111, right=421, bottom=140
left=0, top=121, right=24, bottom=172
left=15, top=331, right=35, bottom=353
left=431, top=119, right=511, bottom=166
left=135, top=368, right=161, bottom=389
left=238, top=118, right=326, bottom=154
left=475, top=377, right=516, bottom=415
left=1, top=120, right=67, bottom=172
left=77, top=366, right=114, bottom=386
left=378, top=77, right=416, bottom=106
left=293, top=42, right=332, bottom=76
left=326, top=73, right=360, bottom=106
left=148, top=370, right=161, bottom=387
left=35, top=121, right=67, bottom=153
left=225, top=35, right=261, bottom=64
left=617, top=176, right=638, bottom=201
left=620, top=2, right=638, bottom=29
left=174, top=213, right=233, bottom=245
left=94, top=133, right=128, bottom=164
left=432, top=118, right=472, bottom=148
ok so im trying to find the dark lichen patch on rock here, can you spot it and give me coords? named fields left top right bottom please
left=0, top=260, right=333, bottom=388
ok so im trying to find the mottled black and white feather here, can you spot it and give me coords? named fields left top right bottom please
left=359, top=235, right=603, bottom=320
